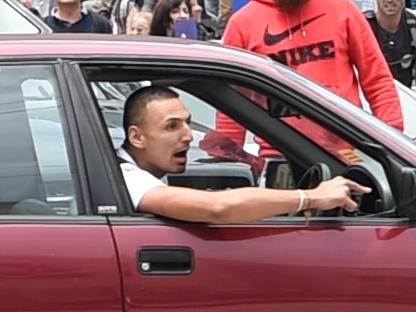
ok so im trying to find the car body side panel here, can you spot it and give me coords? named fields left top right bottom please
left=0, top=222, right=123, bottom=312
left=112, top=222, right=416, bottom=312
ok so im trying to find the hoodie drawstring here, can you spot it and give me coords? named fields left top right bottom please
left=285, top=8, right=307, bottom=40
left=300, top=8, right=307, bottom=37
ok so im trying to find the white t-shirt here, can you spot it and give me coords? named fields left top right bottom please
left=117, top=148, right=166, bottom=209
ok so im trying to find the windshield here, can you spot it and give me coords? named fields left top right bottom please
left=271, top=62, right=416, bottom=165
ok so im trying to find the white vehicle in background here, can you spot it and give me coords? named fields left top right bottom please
left=394, top=81, right=416, bottom=139
left=360, top=80, right=416, bottom=140
left=0, top=0, right=51, bottom=34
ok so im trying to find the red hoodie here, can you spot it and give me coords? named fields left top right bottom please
left=217, top=0, right=403, bottom=157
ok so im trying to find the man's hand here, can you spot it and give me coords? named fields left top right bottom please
left=306, top=176, right=372, bottom=212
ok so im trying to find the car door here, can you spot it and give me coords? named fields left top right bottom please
left=76, top=60, right=416, bottom=312
left=0, top=62, right=123, bottom=311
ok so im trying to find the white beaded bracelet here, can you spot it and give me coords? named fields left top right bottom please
left=296, top=189, right=307, bottom=213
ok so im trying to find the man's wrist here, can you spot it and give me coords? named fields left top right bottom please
left=304, top=190, right=316, bottom=209
left=296, top=189, right=310, bottom=212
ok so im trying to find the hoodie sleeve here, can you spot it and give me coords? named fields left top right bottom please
left=215, top=17, right=248, bottom=146
left=347, top=0, right=403, bottom=131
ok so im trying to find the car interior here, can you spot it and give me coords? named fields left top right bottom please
left=0, top=66, right=80, bottom=216
left=82, top=65, right=397, bottom=220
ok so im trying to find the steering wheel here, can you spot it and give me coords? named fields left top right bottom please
left=296, top=163, right=332, bottom=189
left=290, top=163, right=332, bottom=217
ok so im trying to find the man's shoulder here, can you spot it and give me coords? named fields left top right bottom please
left=87, top=10, right=108, bottom=22
left=87, top=10, right=113, bottom=33
left=43, top=14, right=56, bottom=24
left=43, top=14, right=64, bottom=31
left=118, top=155, right=158, bottom=180
left=117, top=148, right=160, bottom=179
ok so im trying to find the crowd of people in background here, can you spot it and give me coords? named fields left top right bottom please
left=21, top=0, right=228, bottom=39
left=18, top=0, right=416, bottom=92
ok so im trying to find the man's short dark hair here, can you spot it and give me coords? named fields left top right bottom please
left=122, top=85, right=179, bottom=145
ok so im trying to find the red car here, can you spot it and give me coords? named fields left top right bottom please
left=0, top=35, right=416, bottom=312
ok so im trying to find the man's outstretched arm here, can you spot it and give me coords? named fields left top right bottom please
left=139, top=176, right=371, bottom=223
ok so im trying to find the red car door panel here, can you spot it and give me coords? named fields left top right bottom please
left=0, top=223, right=123, bottom=312
left=112, top=222, right=416, bottom=312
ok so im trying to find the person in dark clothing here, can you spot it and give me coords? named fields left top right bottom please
left=366, top=0, right=415, bottom=88
left=44, top=0, right=112, bottom=33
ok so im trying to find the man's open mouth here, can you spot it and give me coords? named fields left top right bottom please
left=174, top=148, right=189, bottom=160
left=174, top=150, right=187, bottom=158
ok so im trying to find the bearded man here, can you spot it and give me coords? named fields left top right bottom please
left=218, top=0, right=403, bottom=156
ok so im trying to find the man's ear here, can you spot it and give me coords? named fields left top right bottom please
left=128, top=125, right=146, bottom=149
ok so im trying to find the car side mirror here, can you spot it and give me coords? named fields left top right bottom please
left=397, top=167, right=416, bottom=223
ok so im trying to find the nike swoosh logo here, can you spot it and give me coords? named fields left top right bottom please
left=263, top=13, right=326, bottom=46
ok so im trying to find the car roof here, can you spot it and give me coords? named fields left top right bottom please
left=0, top=34, right=273, bottom=70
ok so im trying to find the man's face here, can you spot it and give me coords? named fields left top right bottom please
left=377, top=0, right=404, bottom=16
left=275, top=0, right=309, bottom=10
left=137, top=98, right=193, bottom=177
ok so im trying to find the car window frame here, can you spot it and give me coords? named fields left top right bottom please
left=0, top=59, right=110, bottom=221
left=65, top=61, right=133, bottom=216
left=74, top=58, right=411, bottom=226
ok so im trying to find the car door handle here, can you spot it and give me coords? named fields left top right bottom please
left=138, top=247, right=194, bottom=275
